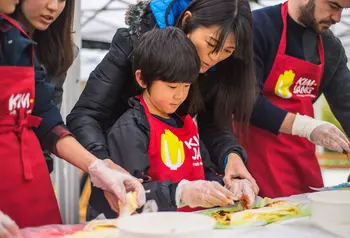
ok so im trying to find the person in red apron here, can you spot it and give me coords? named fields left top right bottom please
left=87, top=27, right=246, bottom=220
left=238, top=0, right=350, bottom=198
left=0, top=13, right=62, bottom=229
left=0, top=12, right=146, bottom=232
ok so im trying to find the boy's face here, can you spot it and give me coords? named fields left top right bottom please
left=135, top=70, right=191, bottom=118
left=143, top=81, right=191, bottom=118
left=146, top=80, right=191, bottom=117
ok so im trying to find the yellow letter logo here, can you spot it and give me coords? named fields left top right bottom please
left=274, top=70, right=295, bottom=99
left=161, top=130, right=185, bottom=170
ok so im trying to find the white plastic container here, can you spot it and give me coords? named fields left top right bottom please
left=308, top=190, right=350, bottom=238
left=116, top=212, right=216, bottom=238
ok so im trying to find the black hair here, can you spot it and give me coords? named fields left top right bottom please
left=132, top=27, right=203, bottom=114
left=176, top=0, right=257, bottom=134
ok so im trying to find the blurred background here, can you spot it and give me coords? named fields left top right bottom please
left=55, top=0, right=350, bottom=225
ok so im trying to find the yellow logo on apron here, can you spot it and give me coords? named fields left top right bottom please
left=161, top=129, right=185, bottom=170
left=274, top=70, right=295, bottom=99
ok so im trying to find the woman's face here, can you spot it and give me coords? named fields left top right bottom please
left=0, top=0, right=19, bottom=14
left=20, top=0, right=66, bottom=31
left=187, top=25, right=236, bottom=73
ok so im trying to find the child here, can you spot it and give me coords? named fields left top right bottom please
left=87, top=27, right=241, bottom=220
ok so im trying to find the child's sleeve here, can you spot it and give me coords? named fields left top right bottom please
left=200, top=139, right=225, bottom=186
left=107, top=120, right=179, bottom=211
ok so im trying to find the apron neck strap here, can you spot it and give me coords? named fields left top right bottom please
left=1, top=14, right=30, bottom=39
left=137, top=95, right=152, bottom=117
left=279, top=2, right=290, bottom=54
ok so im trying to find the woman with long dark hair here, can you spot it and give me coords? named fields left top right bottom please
left=0, top=0, right=145, bottom=231
left=13, top=0, right=77, bottom=172
left=67, top=0, right=259, bottom=215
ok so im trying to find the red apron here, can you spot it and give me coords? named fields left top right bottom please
left=139, top=96, right=205, bottom=212
left=0, top=14, right=62, bottom=228
left=240, top=2, right=324, bottom=198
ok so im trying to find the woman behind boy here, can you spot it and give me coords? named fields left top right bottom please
left=88, top=27, right=255, bottom=220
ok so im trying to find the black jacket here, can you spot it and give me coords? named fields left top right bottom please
left=89, top=97, right=225, bottom=218
left=67, top=1, right=247, bottom=171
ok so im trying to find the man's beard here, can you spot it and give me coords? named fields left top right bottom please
left=298, top=0, right=335, bottom=33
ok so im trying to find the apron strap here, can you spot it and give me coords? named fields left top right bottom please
left=0, top=109, right=42, bottom=180
left=137, top=95, right=153, bottom=118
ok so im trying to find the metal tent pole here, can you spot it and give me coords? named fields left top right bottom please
left=54, top=0, right=82, bottom=224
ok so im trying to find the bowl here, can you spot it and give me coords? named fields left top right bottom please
left=308, top=190, right=350, bottom=237
left=116, top=212, right=216, bottom=238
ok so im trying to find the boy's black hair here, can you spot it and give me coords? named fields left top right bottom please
left=132, top=27, right=203, bottom=114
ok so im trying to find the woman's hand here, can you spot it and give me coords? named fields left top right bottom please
left=176, top=180, right=236, bottom=208
left=226, top=179, right=256, bottom=208
left=223, top=153, right=259, bottom=195
left=88, top=160, right=146, bottom=208
left=0, top=211, right=20, bottom=238
left=102, top=158, right=144, bottom=214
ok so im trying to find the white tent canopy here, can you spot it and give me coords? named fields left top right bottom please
left=81, top=0, right=137, bottom=42
left=80, top=0, right=350, bottom=47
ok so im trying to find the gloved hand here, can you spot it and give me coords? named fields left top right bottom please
left=223, top=153, right=259, bottom=195
left=88, top=159, right=146, bottom=207
left=292, top=113, right=350, bottom=153
left=0, top=211, right=20, bottom=238
left=176, top=180, right=236, bottom=208
left=226, top=179, right=256, bottom=208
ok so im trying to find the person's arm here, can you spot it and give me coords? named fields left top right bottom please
left=251, top=13, right=349, bottom=152
left=33, top=63, right=145, bottom=206
left=197, top=110, right=260, bottom=195
left=250, top=12, right=289, bottom=134
left=197, top=109, right=247, bottom=170
left=66, top=29, right=134, bottom=160
left=323, top=42, right=350, bottom=137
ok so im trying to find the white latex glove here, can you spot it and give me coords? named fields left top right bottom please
left=227, top=179, right=256, bottom=208
left=88, top=159, right=146, bottom=207
left=0, top=211, right=20, bottom=238
left=175, top=180, right=236, bottom=208
left=292, top=113, right=350, bottom=153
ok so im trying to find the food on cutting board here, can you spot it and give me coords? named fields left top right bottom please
left=65, top=192, right=138, bottom=237
left=118, top=191, right=139, bottom=216
left=83, top=219, right=119, bottom=231
left=211, top=200, right=301, bottom=226
left=64, top=219, right=119, bottom=238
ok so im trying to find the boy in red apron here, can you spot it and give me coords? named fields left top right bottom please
left=87, top=27, right=257, bottom=219
left=0, top=10, right=145, bottom=232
